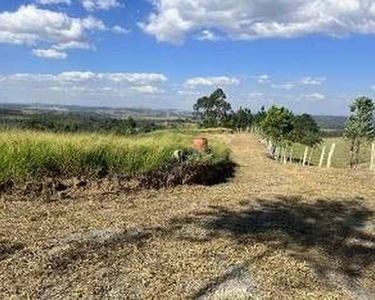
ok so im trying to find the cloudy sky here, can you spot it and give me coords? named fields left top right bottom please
left=1, top=0, right=375, bottom=115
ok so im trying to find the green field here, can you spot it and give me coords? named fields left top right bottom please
left=0, top=130, right=229, bottom=182
left=292, top=137, right=373, bottom=168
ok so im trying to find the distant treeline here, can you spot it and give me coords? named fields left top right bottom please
left=0, top=102, right=351, bottom=137
left=0, top=110, right=186, bottom=134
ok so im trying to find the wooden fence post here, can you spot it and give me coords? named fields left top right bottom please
left=319, top=146, right=326, bottom=168
left=327, top=143, right=336, bottom=169
left=371, top=143, right=375, bottom=172
left=289, top=147, right=294, bottom=164
left=302, top=146, right=309, bottom=166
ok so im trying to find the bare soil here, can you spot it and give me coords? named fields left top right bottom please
left=1, top=134, right=375, bottom=299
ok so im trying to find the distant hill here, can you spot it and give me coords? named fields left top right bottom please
left=0, top=103, right=191, bottom=120
left=0, top=103, right=353, bottom=131
left=312, top=115, right=348, bottom=130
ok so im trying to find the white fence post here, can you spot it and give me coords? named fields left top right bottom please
left=327, top=143, right=336, bottom=169
left=319, top=146, right=326, bottom=168
left=302, top=146, right=309, bottom=166
left=371, top=143, right=375, bottom=172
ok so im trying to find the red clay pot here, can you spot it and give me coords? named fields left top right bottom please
left=193, top=137, right=208, bottom=152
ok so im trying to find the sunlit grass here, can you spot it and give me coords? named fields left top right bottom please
left=292, top=137, right=373, bottom=168
left=0, top=129, right=229, bottom=181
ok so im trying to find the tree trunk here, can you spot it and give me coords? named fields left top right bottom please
left=349, top=139, right=355, bottom=169
left=354, top=139, right=361, bottom=168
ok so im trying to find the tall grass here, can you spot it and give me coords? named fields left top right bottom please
left=0, top=130, right=229, bottom=182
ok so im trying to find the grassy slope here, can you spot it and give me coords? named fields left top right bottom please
left=1, top=133, right=374, bottom=299
left=0, top=130, right=229, bottom=181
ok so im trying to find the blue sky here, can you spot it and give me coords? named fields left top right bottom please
left=1, top=0, right=375, bottom=115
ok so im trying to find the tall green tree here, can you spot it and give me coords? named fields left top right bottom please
left=253, top=106, right=266, bottom=130
left=231, top=107, right=253, bottom=131
left=345, top=96, right=375, bottom=168
left=193, top=88, right=232, bottom=127
left=291, top=114, right=322, bottom=147
left=260, top=106, right=294, bottom=145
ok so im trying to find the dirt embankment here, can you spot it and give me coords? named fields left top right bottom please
left=0, top=160, right=236, bottom=201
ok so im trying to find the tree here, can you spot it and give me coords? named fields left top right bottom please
left=345, top=96, right=375, bottom=168
left=193, top=88, right=232, bottom=128
left=291, top=114, right=322, bottom=148
left=260, top=106, right=294, bottom=146
left=231, top=107, right=253, bottom=131
left=253, top=106, right=266, bottom=130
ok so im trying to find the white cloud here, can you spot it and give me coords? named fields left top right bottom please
left=112, top=25, right=131, bottom=34
left=48, top=86, right=114, bottom=93
left=36, top=0, right=121, bottom=11
left=184, top=76, right=239, bottom=88
left=254, top=74, right=271, bottom=84
left=371, top=85, right=375, bottom=90
left=246, top=92, right=264, bottom=98
left=0, top=71, right=168, bottom=103
left=129, top=85, right=164, bottom=94
left=141, top=0, right=375, bottom=44
left=301, top=93, right=326, bottom=100
left=81, top=0, right=120, bottom=11
left=52, top=41, right=92, bottom=50
left=254, top=75, right=325, bottom=89
left=271, top=83, right=295, bottom=90
left=197, top=30, right=219, bottom=41
left=1, top=72, right=168, bottom=85
left=32, top=48, right=67, bottom=59
left=0, top=5, right=106, bottom=58
left=298, top=76, right=326, bottom=85
left=36, top=0, right=71, bottom=5
left=48, top=85, right=163, bottom=95
left=177, top=90, right=201, bottom=96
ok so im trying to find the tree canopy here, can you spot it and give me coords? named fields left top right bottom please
left=260, top=106, right=294, bottom=145
left=193, top=88, right=232, bottom=128
left=344, top=96, right=375, bottom=168
left=291, top=114, right=322, bottom=147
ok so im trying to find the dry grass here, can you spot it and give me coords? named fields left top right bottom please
left=1, top=133, right=375, bottom=299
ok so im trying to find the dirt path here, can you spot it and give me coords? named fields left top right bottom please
left=1, top=134, right=375, bottom=299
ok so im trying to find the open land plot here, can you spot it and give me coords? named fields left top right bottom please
left=1, top=133, right=375, bottom=299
